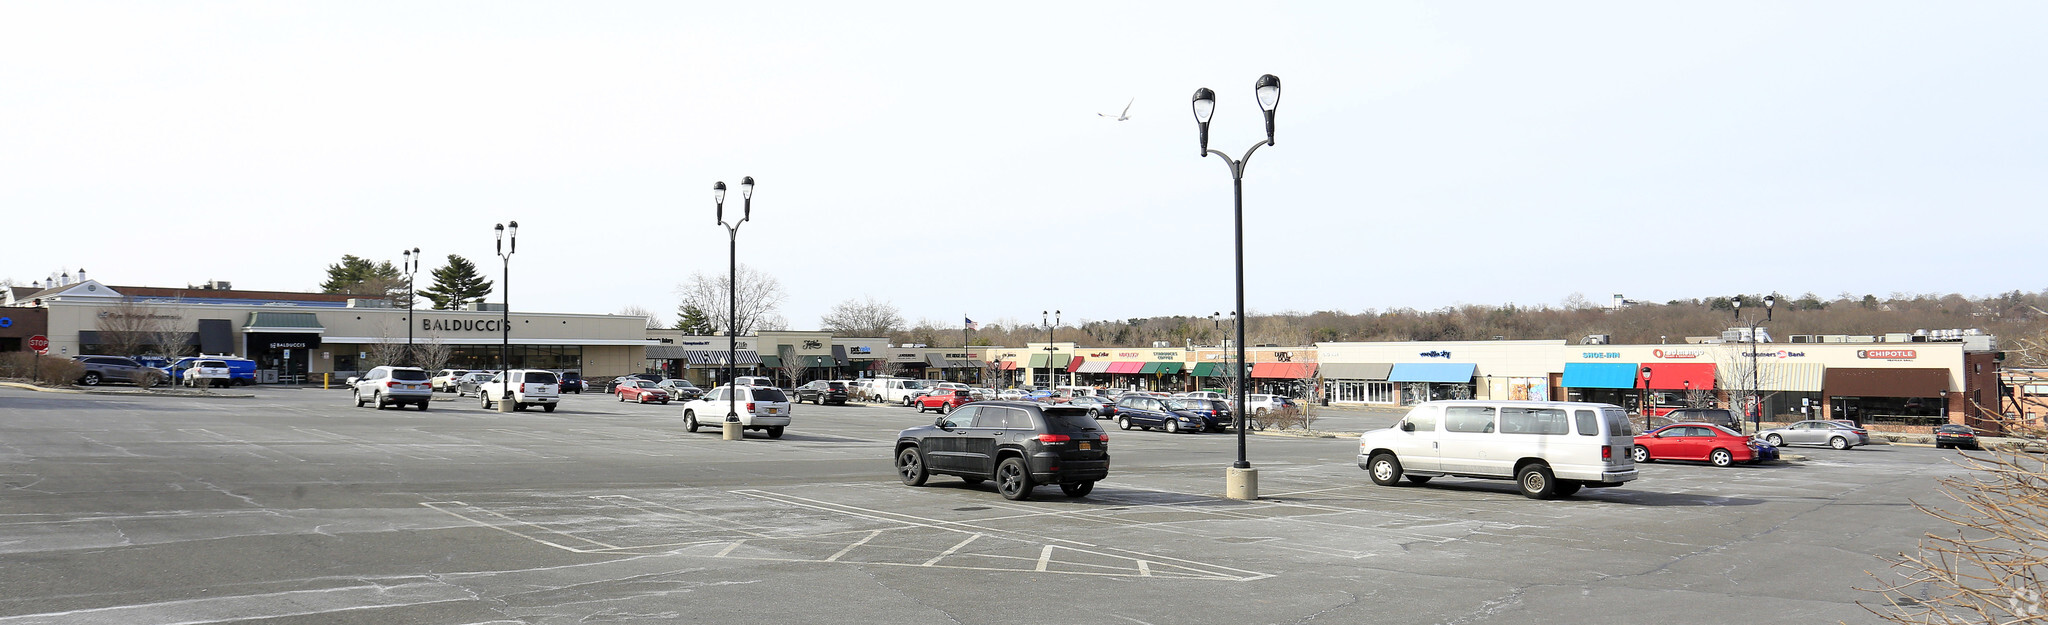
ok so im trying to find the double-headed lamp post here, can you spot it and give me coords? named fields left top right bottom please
left=1639, top=366, right=1653, bottom=431
left=1192, top=74, right=1281, bottom=500
left=715, top=177, right=755, bottom=441
left=493, top=222, right=517, bottom=412
left=1042, top=310, right=1060, bottom=388
left=1733, top=294, right=1775, bottom=432
left=401, top=247, right=421, bottom=365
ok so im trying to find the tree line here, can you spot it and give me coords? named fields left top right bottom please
left=320, top=254, right=493, bottom=309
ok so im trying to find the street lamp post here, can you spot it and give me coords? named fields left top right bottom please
left=401, top=247, right=420, bottom=365
left=1191, top=73, right=1282, bottom=500
left=1042, top=310, right=1060, bottom=389
left=1639, top=366, right=1653, bottom=431
left=715, top=177, right=755, bottom=441
left=1733, top=294, right=1775, bottom=432
left=493, top=223, right=517, bottom=412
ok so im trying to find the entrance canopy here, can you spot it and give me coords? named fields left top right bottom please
left=1561, top=363, right=1639, bottom=389
left=1387, top=363, right=1475, bottom=383
left=1252, top=362, right=1317, bottom=379
left=1641, top=363, right=1715, bottom=390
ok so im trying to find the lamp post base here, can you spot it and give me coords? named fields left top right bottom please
left=1225, top=467, right=1259, bottom=500
left=496, top=398, right=515, bottom=413
left=722, top=420, right=742, bottom=441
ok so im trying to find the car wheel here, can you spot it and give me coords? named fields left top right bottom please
left=685, top=411, right=700, bottom=433
left=896, top=447, right=929, bottom=486
left=1165, top=420, right=1181, bottom=434
left=82, top=372, right=102, bottom=386
left=1710, top=448, right=1734, bottom=467
left=1060, top=481, right=1094, bottom=498
left=373, top=391, right=386, bottom=410
left=996, top=457, right=1034, bottom=501
left=1830, top=436, right=1850, bottom=450
left=660, top=400, right=669, bottom=405
left=1554, top=481, right=1583, bottom=497
left=1516, top=463, right=1558, bottom=499
left=1118, top=417, right=1132, bottom=430
left=636, top=395, right=646, bottom=404
left=1367, top=453, right=1403, bottom=486
left=1631, top=445, right=1651, bottom=463
left=353, top=390, right=365, bottom=407
left=618, top=393, right=625, bottom=402
left=767, top=426, right=784, bottom=439
left=1766, top=434, right=1784, bottom=447
left=543, top=404, right=555, bottom=413
left=1088, top=408, right=1100, bottom=418
left=417, top=402, right=429, bottom=412
left=481, top=396, right=492, bottom=409
left=1405, top=475, right=1432, bottom=485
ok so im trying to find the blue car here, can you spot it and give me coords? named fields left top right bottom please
left=1023, top=388, right=1055, bottom=401
left=159, top=356, right=256, bottom=386
left=1112, top=395, right=1208, bottom=434
left=1165, top=398, right=1232, bottom=433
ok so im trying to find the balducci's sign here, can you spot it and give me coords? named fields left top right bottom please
left=422, top=318, right=506, bottom=332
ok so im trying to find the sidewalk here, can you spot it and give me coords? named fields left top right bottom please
left=0, top=380, right=255, bottom=398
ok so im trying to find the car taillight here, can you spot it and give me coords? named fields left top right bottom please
left=1037, top=434, right=1071, bottom=443
left=1602, top=446, right=1613, bottom=460
left=746, top=402, right=756, bottom=412
left=385, top=380, right=400, bottom=388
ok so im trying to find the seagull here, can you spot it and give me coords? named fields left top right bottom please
left=1098, top=98, right=1133, bottom=121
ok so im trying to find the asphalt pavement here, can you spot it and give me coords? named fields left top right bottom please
left=0, top=385, right=1971, bottom=624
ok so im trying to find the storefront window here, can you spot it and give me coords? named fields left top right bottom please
left=446, top=345, right=584, bottom=371
left=1833, top=395, right=1946, bottom=426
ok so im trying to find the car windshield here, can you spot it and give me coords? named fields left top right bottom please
left=524, top=372, right=557, bottom=384
left=903, top=381, right=927, bottom=389
left=392, top=369, right=429, bottom=381
left=827, top=382, right=845, bottom=389
left=751, top=388, right=789, bottom=402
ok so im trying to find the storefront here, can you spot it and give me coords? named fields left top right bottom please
left=1561, top=362, right=1638, bottom=407
left=1388, top=362, right=1476, bottom=404
left=1320, top=363, right=1395, bottom=404
left=1824, top=367, right=1951, bottom=427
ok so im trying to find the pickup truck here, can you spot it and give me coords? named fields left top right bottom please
left=182, top=360, right=232, bottom=388
left=479, top=369, right=561, bottom=412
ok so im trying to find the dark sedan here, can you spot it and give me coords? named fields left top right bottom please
left=1066, top=396, right=1118, bottom=419
left=1935, top=424, right=1983, bottom=450
left=894, top=401, right=1109, bottom=500
left=1166, top=398, right=1232, bottom=432
left=795, top=380, right=850, bottom=405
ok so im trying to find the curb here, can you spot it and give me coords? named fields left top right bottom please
left=0, top=381, right=253, bottom=399
left=1251, top=430, right=1361, bottom=439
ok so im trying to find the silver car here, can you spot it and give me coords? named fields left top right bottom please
left=454, top=372, right=497, bottom=397
left=351, top=366, right=435, bottom=410
left=1756, top=420, right=1871, bottom=450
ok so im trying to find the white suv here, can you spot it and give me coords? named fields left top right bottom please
left=352, top=366, right=434, bottom=411
left=480, top=369, right=561, bottom=412
left=431, top=369, right=471, bottom=392
left=681, top=385, right=793, bottom=438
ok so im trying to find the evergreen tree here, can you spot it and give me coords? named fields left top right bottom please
left=419, top=254, right=494, bottom=310
left=320, top=254, right=405, bottom=301
left=674, top=304, right=716, bottom=334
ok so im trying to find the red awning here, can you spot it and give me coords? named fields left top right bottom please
left=999, top=360, right=1017, bottom=370
left=1641, top=363, right=1715, bottom=390
left=1068, top=356, right=1086, bottom=371
left=1252, top=362, right=1318, bottom=379
left=1109, top=362, right=1145, bottom=374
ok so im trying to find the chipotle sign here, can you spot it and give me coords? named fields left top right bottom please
left=1857, top=349, right=1917, bottom=360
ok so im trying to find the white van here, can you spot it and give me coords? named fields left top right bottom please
left=1356, top=400, right=1638, bottom=499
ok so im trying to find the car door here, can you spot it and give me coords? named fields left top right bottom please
left=1436, top=405, right=1498, bottom=475
left=1785, top=421, right=1815, bottom=445
left=959, top=406, right=1013, bottom=476
left=1391, top=405, right=1442, bottom=472
left=924, top=406, right=979, bottom=472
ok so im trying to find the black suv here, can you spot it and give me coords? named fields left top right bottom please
left=895, top=401, right=1109, bottom=500
left=1664, top=408, right=1742, bottom=431
left=795, top=380, right=850, bottom=405
left=557, top=370, right=585, bottom=394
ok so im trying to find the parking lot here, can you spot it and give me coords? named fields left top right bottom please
left=0, top=386, right=1966, bottom=624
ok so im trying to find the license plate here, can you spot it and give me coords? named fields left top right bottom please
left=765, top=408, right=779, bottom=414
left=1079, top=442, right=1092, bottom=450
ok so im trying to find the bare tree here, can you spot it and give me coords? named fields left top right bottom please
left=675, top=264, right=787, bottom=337
left=362, top=320, right=406, bottom=369
left=414, top=336, right=453, bottom=375
left=618, top=305, right=665, bottom=330
left=149, top=315, right=195, bottom=360
left=94, top=299, right=158, bottom=357
left=777, top=345, right=807, bottom=388
left=820, top=296, right=904, bottom=337
left=1716, top=344, right=1780, bottom=426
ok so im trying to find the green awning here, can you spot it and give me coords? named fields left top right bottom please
left=1191, top=362, right=1219, bottom=377
left=1156, top=362, right=1185, bottom=374
left=759, top=355, right=783, bottom=368
left=802, top=355, right=836, bottom=368
left=1138, top=362, right=1162, bottom=374
left=245, top=311, right=323, bottom=330
left=1028, top=354, right=1049, bottom=368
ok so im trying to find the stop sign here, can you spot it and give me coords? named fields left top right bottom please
left=26, top=335, right=49, bottom=353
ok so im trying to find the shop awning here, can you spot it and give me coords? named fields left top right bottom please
left=1824, top=368, right=1949, bottom=398
left=1388, top=363, right=1475, bottom=383
left=760, top=354, right=783, bottom=368
left=1028, top=354, right=1049, bottom=368
left=1108, top=362, right=1146, bottom=374
left=1760, top=362, right=1824, bottom=392
left=1137, top=362, right=1162, bottom=375
left=1561, top=362, right=1640, bottom=389
left=831, top=345, right=851, bottom=367
left=1191, top=362, right=1220, bottom=377
left=1320, top=363, right=1393, bottom=380
left=1076, top=360, right=1113, bottom=374
left=1066, top=356, right=1085, bottom=371
left=645, top=345, right=691, bottom=359
left=803, top=355, right=837, bottom=368
left=1641, top=363, right=1715, bottom=390
left=999, top=360, right=1017, bottom=370
left=686, top=349, right=761, bottom=365
left=1252, top=362, right=1318, bottom=379
left=244, top=311, right=323, bottom=332
left=1156, top=362, right=1185, bottom=375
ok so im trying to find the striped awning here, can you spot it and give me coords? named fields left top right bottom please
left=1759, top=362, right=1825, bottom=392
left=1076, top=360, right=1113, bottom=374
left=686, top=350, right=761, bottom=365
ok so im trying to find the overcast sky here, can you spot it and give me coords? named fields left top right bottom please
left=4, top=2, right=2043, bottom=330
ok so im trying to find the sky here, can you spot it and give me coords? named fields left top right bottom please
left=4, top=2, right=2044, bottom=331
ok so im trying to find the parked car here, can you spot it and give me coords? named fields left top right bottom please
left=996, top=388, right=1029, bottom=401
left=1112, top=395, right=1208, bottom=433
left=1244, top=393, right=1294, bottom=417
left=656, top=379, right=704, bottom=400
left=351, top=366, right=434, bottom=411
left=605, top=373, right=664, bottom=394
left=431, top=369, right=471, bottom=393
left=916, top=389, right=974, bottom=413
left=1662, top=408, right=1744, bottom=431
left=556, top=370, right=585, bottom=394
left=480, top=369, right=562, bottom=412
left=1935, top=424, right=1983, bottom=450
left=160, top=356, right=256, bottom=386
left=71, top=355, right=150, bottom=386
left=969, top=387, right=997, bottom=401
left=734, top=376, right=776, bottom=388
left=180, top=359, right=232, bottom=388
left=893, top=401, right=1110, bottom=500
left=1167, top=398, right=1232, bottom=432
left=454, top=372, right=497, bottom=397
left=1357, top=400, right=1639, bottom=499
left=1632, top=423, right=1773, bottom=467
left=794, top=380, right=850, bottom=405
left=680, top=385, right=793, bottom=438
left=1180, top=391, right=1227, bottom=401
left=616, top=379, right=671, bottom=404
left=1756, top=420, right=1871, bottom=450
left=1065, top=396, right=1118, bottom=419
left=871, top=378, right=931, bottom=405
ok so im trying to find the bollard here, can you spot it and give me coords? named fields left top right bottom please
left=722, top=420, right=743, bottom=441
left=1225, top=467, right=1259, bottom=500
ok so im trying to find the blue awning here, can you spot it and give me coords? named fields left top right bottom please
left=1561, top=362, right=1641, bottom=389
left=1387, top=363, right=1476, bottom=383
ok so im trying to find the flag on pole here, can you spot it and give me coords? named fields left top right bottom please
left=964, top=317, right=978, bottom=331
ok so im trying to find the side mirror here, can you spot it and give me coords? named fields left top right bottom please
left=1399, top=422, right=1415, bottom=432
left=935, top=417, right=951, bottom=429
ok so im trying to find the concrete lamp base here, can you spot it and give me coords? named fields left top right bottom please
left=1225, top=467, right=1259, bottom=500
left=722, top=420, right=743, bottom=441
left=496, top=398, right=515, bottom=413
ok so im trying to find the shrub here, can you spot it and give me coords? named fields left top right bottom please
left=0, top=353, right=87, bottom=387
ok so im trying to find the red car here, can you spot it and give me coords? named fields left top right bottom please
left=916, top=389, right=972, bottom=414
left=616, top=379, right=671, bottom=404
left=1631, top=423, right=1760, bottom=467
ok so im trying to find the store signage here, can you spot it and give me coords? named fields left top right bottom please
left=1651, top=349, right=1703, bottom=359
left=1275, top=352, right=1294, bottom=362
left=681, top=340, right=753, bottom=349
left=945, top=353, right=972, bottom=359
left=1858, top=349, right=1917, bottom=360
left=1419, top=350, right=1451, bottom=359
left=97, top=310, right=181, bottom=320
left=893, top=352, right=923, bottom=361
left=1742, top=350, right=1807, bottom=359
left=422, top=318, right=507, bottom=332
left=1152, top=351, right=1178, bottom=360
left=1582, top=352, right=1622, bottom=359
left=802, top=340, right=823, bottom=349
left=0, top=317, right=11, bottom=328
left=1118, top=352, right=1139, bottom=358
left=268, top=341, right=310, bottom=349
left=850, top=346, right=871, bottom=354
left=1089, top=352, right=1110, bottom=357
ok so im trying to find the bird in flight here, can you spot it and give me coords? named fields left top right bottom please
left=1098, top=98, right=1133, bottom=121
